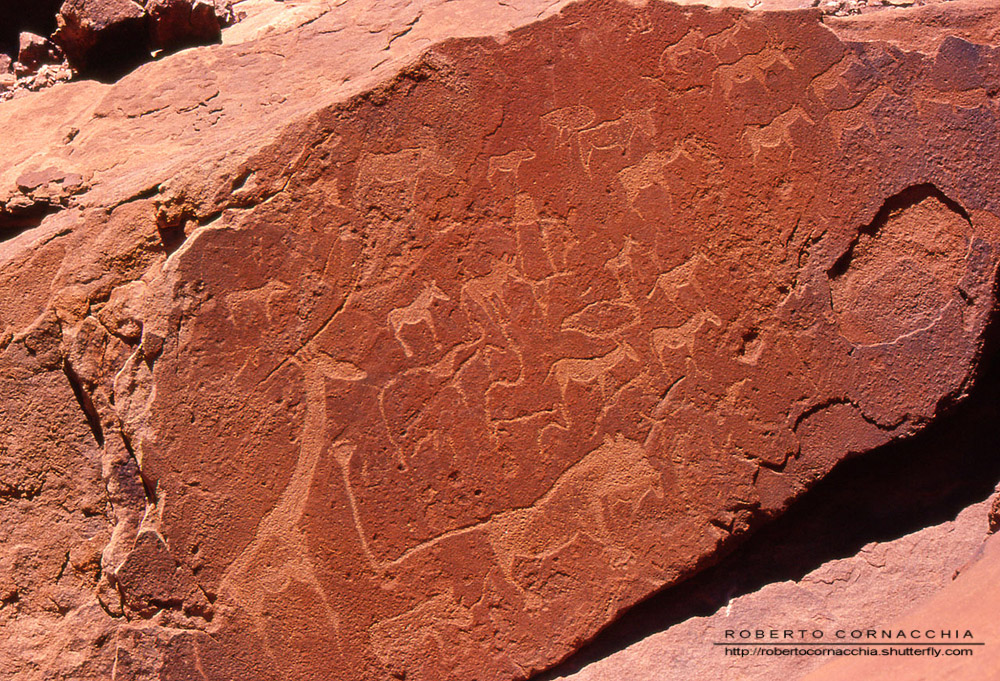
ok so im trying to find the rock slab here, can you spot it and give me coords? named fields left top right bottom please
left=2, top=0, right=1000, bottom=679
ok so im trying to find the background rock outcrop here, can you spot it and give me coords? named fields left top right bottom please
left=53, top=0, right=236, bottom=75
left=2, top=0, right=1000, bottom=679
left=0, top=0, right=237, bottom=96
left=0, top=1, right=63, bottom=58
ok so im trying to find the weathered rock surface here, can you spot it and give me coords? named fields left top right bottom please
left=546, top=399, right=1000, bottom=681
left=544, top=354, right=1000, bottom=679
left=16, top=32, right=62, bottom=75
left=2, top=0, right=1000, bottom=680
left=146, top=0, right=235, bottom=53
left=553, top=494, right=998, bottom=681
left=53, top=0, right=150, bottom=74
left=0, top=0, right=237, bottom=92
left=804, top=529, right=1000, bottom=681
left=0, top=0, right=63, bottom=57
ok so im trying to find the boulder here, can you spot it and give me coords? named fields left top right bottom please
left=146, top=0, right=233, bottom=53
left=52, top=0, right=149, bottom=75
left=0, top=0, right=63, bottom=58
left=553, top=496, right=999, bottom=681
left=16, top=32, right=61, bottom=74
left=2, top=0, right=1000, bottom=680
left=804, top=530, right=1000, bottom=681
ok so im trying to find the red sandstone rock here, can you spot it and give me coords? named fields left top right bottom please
left=2, top=1, right=1000, bottom=680
left=989, top=494, right=1000, bottom=533
left=51, top=0, right=236, bottom=75
left=552, top=492, right=1000, bottom=681
left=53, top=0, right=149, bottom=72
left=147, top=0, right=234, bottom=53
left=0, top=1, right=63, bottom=62
left=16, top=32, right=61, bottom=73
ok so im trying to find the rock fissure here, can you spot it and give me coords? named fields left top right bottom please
left=0, top=202, right=65, bottom=243
left=62, top=359, right=105, bottom=448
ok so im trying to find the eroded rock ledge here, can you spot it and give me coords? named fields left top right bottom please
left=2, top=1, right=1000, bottom=679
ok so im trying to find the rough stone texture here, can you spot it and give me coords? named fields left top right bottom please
left=0, top=0, right=63, bottom=57
left=16, top=32, right=62, bottom=74
left=53, top=0, right=150, bottom=73
left=804, top=530, right=1000, bottom=681
left=2, top=0, right=239, bottom=99
left=146, top=0, right=236, bottom=53
left=543, top=354, right=1000, bottom=679
left=2, top=1, right=1000, bottom=680
left=0, top=63, right=74, bottom=102
left=45, top=0, right=237, bottom=76
left=551, top=493, right=999, bottom=681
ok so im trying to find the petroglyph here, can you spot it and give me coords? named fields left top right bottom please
left=655, top=252, right=710, bottom=302
left=562, top=300, right=639, bottom=338
left=653, top=310, right=723, bottom=359
left=661, top=45, right=715, bottom=87
left=716, top=47, right=795, bottom=92
left=487, top=436, right=663, bottom=574
left=550, top=345, right=641, bottom=400
left=618, top=138, right=720, bottom=210
left=355, top=147, right=455, bottom=201
left=330, top=440, right=384, bottom=570
left=487, top=149, right=536, bottom=184
left=217, top=357, right=342, bottom=656
left=514, top=192, right=540, bottom=224
left=744, top=105, right=816, bottom=158
left=58, top=3, right=1000, bottom=680
left=387, top=282, right=452, bottom=358
left=224, top=280, right=294, bottom=327
left=578, top=109, right=655, bottom=170
left=370, top=593, right=476, bottom=675
left=541, top=104, right=596, bottom=143
left=618, top=150, right=675, bottom=207
left=311, top=353, right=368, bottom=382
left=809, top=53, right=879, bottom=112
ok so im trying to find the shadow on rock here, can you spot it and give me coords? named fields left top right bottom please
left=540, top=303, right=1000, bottom=679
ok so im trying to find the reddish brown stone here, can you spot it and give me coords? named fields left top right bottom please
left=146, top=0, right=232, bottom=53
left=51, top=0, right=237, bottom=74
left=53, top=0, right=149, bottom=73
left=2, top=1, right=1000, bottom=680
left=988, top=494, right=1000, bottom=533
left=551, top=487, right=1000, bottom=680
left=16, top=32, right=61, bottom=74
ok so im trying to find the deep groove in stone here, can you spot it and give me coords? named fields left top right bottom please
left=157, top=221, right=187, bottom=254
left=62, top=360, right=105, bottom=448
left=120, top=428, right=157, bottom=505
